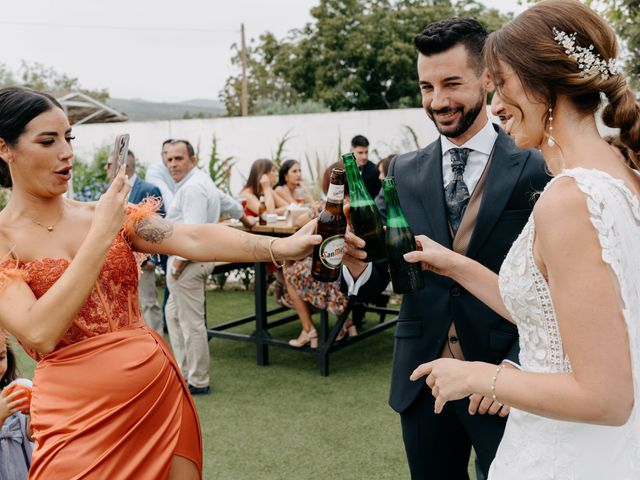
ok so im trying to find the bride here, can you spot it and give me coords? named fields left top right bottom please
left=406, top=0, right=640, bottom=478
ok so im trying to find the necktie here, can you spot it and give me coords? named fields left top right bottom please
left=444, top=148, right=471, bottom=235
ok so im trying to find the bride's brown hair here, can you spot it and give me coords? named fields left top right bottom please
left=485, top=0, right=640, bottom=165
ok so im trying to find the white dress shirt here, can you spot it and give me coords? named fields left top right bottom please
left=146, top=163, right=175, bottom=207
left=166, top=168, right=244, bottom=261
left=342, top=120, right=498, bottom=295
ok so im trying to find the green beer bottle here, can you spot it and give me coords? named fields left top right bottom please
left=342, top=153, right=386, bottom=262
left=382, top=177, right=425, bottom=294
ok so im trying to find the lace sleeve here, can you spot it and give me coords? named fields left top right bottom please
left=122, top=196, right=163, bottom=242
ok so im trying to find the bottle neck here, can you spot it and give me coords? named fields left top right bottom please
left=344, top=158, right=372, bottom=205
left=383, top=186, right=409, bottom=228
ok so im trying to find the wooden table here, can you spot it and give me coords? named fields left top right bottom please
left=207, top=220, right=400, bottom=376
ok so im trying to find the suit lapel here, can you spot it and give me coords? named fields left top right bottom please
left=466, top=130, right=527, bottom=259
left=130, top=177, right=141, bottom=203
left=416, top=141, right=452, bottom=249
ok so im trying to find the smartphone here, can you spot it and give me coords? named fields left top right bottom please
left=109, top=133, right=130, bottom=180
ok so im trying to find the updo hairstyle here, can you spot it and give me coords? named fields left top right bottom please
left=485, top=0, right=640, bottom=164
left=0, top=86, right=62, bottom=188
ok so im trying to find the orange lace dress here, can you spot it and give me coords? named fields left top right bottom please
left=0, top=205, right=202, bottom=479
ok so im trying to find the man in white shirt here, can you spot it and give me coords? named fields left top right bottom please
left=164, top=139, right=254, bottom=395
left=145, top=139, right=176, bottom=208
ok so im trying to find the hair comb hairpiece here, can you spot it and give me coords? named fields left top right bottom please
left=552, top=28, right=622, bottom=80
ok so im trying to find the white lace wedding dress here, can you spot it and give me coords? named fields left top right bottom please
left=489, top=168, right=640, bottom=480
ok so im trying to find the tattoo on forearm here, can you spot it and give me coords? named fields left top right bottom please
left=135, top=217, right=174, bottom=244
left=240, top=233, right=265, bottom=261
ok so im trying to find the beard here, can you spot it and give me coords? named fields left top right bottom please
left=427, top=91, right=485, bottom=139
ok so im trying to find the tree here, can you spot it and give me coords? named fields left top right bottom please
left=220, top=0, right=511, bottom=114
left=589, top=0, right=640, bottom=90
left=0, top=61, right=109, bottom=102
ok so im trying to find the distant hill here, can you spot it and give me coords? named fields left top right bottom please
left=107, top=98, right=226, bottom=121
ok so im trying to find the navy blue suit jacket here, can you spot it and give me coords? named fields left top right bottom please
left=346, top=126, right=551, bottom=413
left=130, top=177, right=165, bottom=216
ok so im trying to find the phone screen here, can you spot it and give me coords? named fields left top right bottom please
left=109, top=133, right=130, bottom=180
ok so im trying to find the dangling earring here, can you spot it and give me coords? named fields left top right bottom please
left=547, top=106, right=556, bottom=147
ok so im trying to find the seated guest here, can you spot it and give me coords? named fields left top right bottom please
left=377, top=154, right=395, bottom=181
left=274, top=159, right=303, bottom=204
left=240, top=159, right=288, bottom=217
left=283, top=257, right=352, bottom=347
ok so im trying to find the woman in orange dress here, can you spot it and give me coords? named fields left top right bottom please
left=0, top=86, right=320, bottom=479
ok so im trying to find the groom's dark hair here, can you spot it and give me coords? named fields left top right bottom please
left=414, top=18, right=488, bottom=75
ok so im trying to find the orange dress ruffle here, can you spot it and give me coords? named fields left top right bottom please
left=0, top=201, right=202, bottom=479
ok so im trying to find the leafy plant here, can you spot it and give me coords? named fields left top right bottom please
left=271, top=129, right=294, bottom=167
left=72, top=146, right=109, bottom=201
left=0, top=188, right=9, bottom=211
left=212, top=271, right=229, bottom=290
left=238, top=268, right=254, bottom=291
left=208, top=135, right=235, bottom=194
left=403, top=125, right=421, bottom=150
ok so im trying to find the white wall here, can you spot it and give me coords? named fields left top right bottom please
left=71, top=107, right=618, bottom=195
left=72, top=108, right=439, bottom=194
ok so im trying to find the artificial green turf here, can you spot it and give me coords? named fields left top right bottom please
left=15, top=288, right=477, bottom=479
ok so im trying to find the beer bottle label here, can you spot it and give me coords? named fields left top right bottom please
left=326, top=184, right=345, bottom=203
left=319, top=234, right=345, bottom=269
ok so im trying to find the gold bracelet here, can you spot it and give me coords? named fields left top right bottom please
left=268, top=237, right=284, bottom=268
left=491, top=363, right=506, bottom=406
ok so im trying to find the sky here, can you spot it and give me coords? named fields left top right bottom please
left=0, top=0, right=527, bottom=103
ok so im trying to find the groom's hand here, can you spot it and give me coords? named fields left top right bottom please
left=468, top=363, right=515, bottom=417
left=468, top=394, right=510, bottom=417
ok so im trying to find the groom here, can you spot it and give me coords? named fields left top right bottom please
left=342, top=18, right=550, bottom=479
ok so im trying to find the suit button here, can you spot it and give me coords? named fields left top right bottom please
left=451, top=286, right=461, bottom=297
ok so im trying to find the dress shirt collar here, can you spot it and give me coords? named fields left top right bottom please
left=128, top=173, right=137, bottom=187
left=440, top=119, right=497, bottom=158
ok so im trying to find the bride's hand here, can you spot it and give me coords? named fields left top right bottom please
left=410, top=358, right=479, bottom=413
left=273, top=219, right=322, bottom=261
left=403, top=235, right=461, bottom=277
left=91, top=165, right=131, bottom=239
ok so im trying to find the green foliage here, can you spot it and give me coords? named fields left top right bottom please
left=271, top=129, right=294, bottom=167
left=221, top=0, right=511, bottom=114
left=590, top=0, right=640, bottom=90
left=72, top=146, right=109, bottom=201
left=0, top=61, right=109, bottom=102
left=0, top=188, right=9, bottom=211
left=182, top=111, right=214, bottom=119
left=253, top=98, right=330, bottom=115
left=208, top=135, right=235, bottom=194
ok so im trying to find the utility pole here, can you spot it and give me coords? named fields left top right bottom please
left=240, top=23, right=249, bottom=117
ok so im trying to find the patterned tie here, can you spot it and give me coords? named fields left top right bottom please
left=444, top=148, right=472, bottom=235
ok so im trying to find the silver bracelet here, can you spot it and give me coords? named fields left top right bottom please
left=491, top=363, right=506, bottom=406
